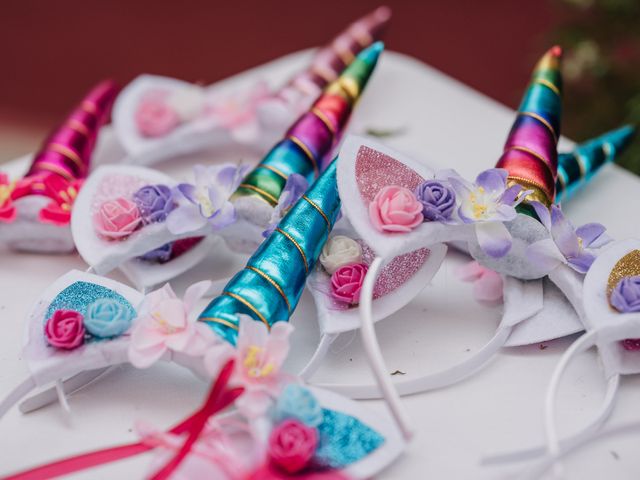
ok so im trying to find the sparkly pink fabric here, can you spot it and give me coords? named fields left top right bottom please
left=355, top=146, right=425, bottom=202
left=360, top=243, right=431, bottom=298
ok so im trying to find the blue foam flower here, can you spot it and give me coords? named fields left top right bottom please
left=84, top=298, right=135, bottom=338
left=274, top=383, right=323, bottom=427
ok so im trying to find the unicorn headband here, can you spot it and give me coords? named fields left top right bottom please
left=0, top=153, right=409, bottom=479
left=0, top=91, right=362, bottom=414
left=0, top=80, right=120, bottom=253
left=71, top=42, right=384, bottom=291
left=2, top=321, right=406, bottom=479
left=112, top=6, right=391, bottom=165
left=482, top=237, right=640, bottom=469
left=294, top=47, right=637, bottom=414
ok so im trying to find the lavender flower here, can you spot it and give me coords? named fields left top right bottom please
left=262, top=173, right=308, bottom=238
left=610, top=276, right=640, bottom=313
left=527, top=203, right=611, bottom=274
left=139, top=243, right=173, bottom=263
left=166, top=163, right=249, bottom=235
left=414, top=180, right=456, bottom=221
left=133, top=184, right=175, bottom=224
left=448, top=168, right=526, bottom=258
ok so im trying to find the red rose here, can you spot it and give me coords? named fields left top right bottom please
left=45, top=309, right=85, bottom=350
left=268, top=419, right=318, bottom=474
left=330, top=263, right=369, bottom=305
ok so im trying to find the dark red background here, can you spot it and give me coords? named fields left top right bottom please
left=0, top=0, right=559, bottom=126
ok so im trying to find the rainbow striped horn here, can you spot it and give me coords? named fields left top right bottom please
left=278, top=6, right=391, bottom=101
left=496, top=46, right=563, bottom=207
left=199, top=160, right=341, bottom=345
left=555, top=125, right=635, bottom=202
left=23, top=80, right=120, bottom=185
left=232, top=42, right=383, bottom=225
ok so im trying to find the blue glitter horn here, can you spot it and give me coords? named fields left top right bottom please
left=555, top=124, right=636, bottom=202
left=199, top=159, right=341, bottom=344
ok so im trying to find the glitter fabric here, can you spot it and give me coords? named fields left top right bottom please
left=360, top=242, right=431, bottom=298
left=91, top=174, right=148, bottom=215
left=45, top=281, right=136, bottom=323
left=314, top=408, right=384, bottom=469
left=355, top=145, right=424, bottom=202
left=607, top=250, right=640, bottom=297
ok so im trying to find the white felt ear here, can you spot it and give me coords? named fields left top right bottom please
left=307, top=219, right=447, bottom=335
left=112, top=75, right=231, bottom=165
left=337, top=135, right=474, bottom=259
left=583, top=239, right=640, bottom=376
left=23, top=270, right=144, bottom=386
left=71, top=165, right=210, bottom=275
left=309, top=386, right=405, bottom=479
left=119, top=236, right=218, bottom=291
left=504, top=277, right=584, bottom=346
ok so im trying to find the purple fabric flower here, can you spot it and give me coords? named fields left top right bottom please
left=527, top=203, right=611, bottom=274
left=139, top=242, right=173, bottom=263
left=166, top=163, right=249, bottom=235
left=262, top=173, right=308, bottom=238
left=132, top=184, right=175, bottom=224
left=447, top=168, right=526, bottom=258
left=414, top=180, right=456, bottom=221
left=610, top=276, right=640, bottom=313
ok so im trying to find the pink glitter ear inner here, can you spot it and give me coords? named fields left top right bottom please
left=91, top=174, right=148, bottom=214
left=355, top=145, right=425, bottom=202
left=361, top=242, right=431, bottom=298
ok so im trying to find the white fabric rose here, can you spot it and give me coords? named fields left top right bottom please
left=166, top=87, right=206, bottom=121
left=319, top=235, right=363, bottom=274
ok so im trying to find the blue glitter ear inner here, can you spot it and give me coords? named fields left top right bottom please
left=313, top=408, right=385, bottom=469
left=45, top=281, right=136, bottom=322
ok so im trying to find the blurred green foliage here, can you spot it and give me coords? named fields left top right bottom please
left=553, top=0, right=640, bottom=173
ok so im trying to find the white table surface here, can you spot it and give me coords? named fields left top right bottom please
left=1, top=49, right=640, bottom=479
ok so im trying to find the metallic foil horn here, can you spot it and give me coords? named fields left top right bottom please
left=496, top=46, right=563, bottom=207
left=199, top=160, right=341, bottom=345
left=232, top=42, right=384, bottom=226
left=556, top=124, right=636, bottom=202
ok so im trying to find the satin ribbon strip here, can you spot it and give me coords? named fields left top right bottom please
left=4, top=361, right=242, bottom=480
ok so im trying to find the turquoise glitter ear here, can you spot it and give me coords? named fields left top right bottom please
left=555, top=125, right=635, bottom=202
left=198, top=159, right=341, bottom=344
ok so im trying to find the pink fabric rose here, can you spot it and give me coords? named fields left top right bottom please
left=268, top=419, right=318, bottom=474
left=45, top=309, right=85, bottom=350
left=330, top=263, right=368, bottom=305
left=94, top=197, right=142, bottom=240
left=369, top=185, right=424, bottom=233
left=135, top=98, right=180, bottom=137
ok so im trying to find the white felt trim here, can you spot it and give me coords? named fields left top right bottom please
left=505, top=277, right=584, bottom=346
left=0, top=196, right=75, bottom=253
left=582, top=239, right=640, bottom=376
left=71, top=165, right=210, bottom=274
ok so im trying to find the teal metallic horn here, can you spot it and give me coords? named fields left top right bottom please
left=556, top=125, right=636, bottom=202
left=198, top=160, right=341, bottom=344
